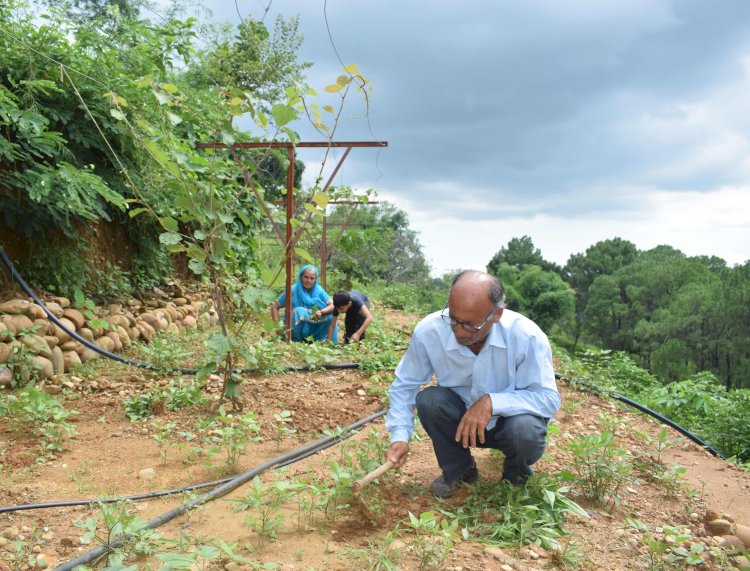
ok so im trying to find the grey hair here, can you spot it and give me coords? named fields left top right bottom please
left=451, top=270, right=506, bottom=308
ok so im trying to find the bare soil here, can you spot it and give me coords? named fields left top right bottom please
left=1, top=340, right=750, bottom=570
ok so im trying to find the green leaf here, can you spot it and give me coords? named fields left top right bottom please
left=188, top=258, right=206, bottom=275
left=159, top=232, right=182, bottom=245
left=166, top=112, right=182, bottom=126
left=143, top=140, right=180, bottom=178
left=344, top=64, right=360, bottom=74
left=207, top=332, right=231, bottom=356
left=160, top=217, right=179, bottom=232
left=162, top=83, right=179, bottom=94
left=295, top=247, right=314, bottom=264
left=312, top=192, right=330, bottom=208
left=336, top=75, right=350, bottom=86
left=110, top=109, right=126, bottom=121
left=324, top=84, right=342, bottom=93
left=152, top=90, right=171, bottom=105
left=128, top=207, right=149, bottom=218
left=272, top=104, right=297, bottom=127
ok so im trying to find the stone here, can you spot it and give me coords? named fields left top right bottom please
left=78, top=328, right=94, bottom=343
left=95, top=336, right=116, bottom=353
left=27, top=303, right=47, bottom=320
left=0, top=343, right=11, bottom=364
left=31, top=355, right=54, bottom=379
left=182, top=315, right=197, bottom=328
left=44, top=301, right=65, bottom=318
left=106, top=331, right=123, bottom=351
left=719, top=535, right=745, bottom=550
left=705, top=519, right=734, bottom=536
left=62, top=308, right=85, bottom=330
left=166, top=322, right=180, bottom=335
left=80, top=348, right=101, bottom=363
left=136, top=320, right=155, bottom=342
left=0, top=365, right=12, bottom=387
left=34, top=319, right=54, bottom=335
left=44, top=335, right=59, bottom=348
left=0, top=299, right=30, bottom=315
left=22, top=334, right=52, bottom=358
left=6, top=314, right=34, bottom=332
left=138, top=468, right=155, bottom=480
left=50, top=346, right=65, bottom=375
left=139, top=312, right=162, bottom=332
left=43, top=385, right=62, bottom=395
left=53, top=318, right=77, bottom=344
left=0, top=322, right=9, bottom=342
left=50, top=296, right=70, bottom=309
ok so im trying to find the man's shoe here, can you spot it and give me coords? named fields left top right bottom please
left=429, top=464, right=479, bottom=498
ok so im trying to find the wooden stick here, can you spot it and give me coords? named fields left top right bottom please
left=352, top=461, right=394, bottom=493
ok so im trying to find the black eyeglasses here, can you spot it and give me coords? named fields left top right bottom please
left=440, top=304, right=497, bottom=332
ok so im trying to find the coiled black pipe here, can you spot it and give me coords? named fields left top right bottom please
left=51, top=408, right=386, bottom=571
left=0, top=246, right=361, bottom=375
left=556, top=373, right=726, bottom=459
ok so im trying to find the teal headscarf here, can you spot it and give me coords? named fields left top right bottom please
left=290, top=265, right=330, bottom=309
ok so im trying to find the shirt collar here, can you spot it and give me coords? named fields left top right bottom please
left=443, top=317, right=507, bottom=352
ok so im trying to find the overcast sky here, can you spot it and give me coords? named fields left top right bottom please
left=190, top=0, right=750, bottom=276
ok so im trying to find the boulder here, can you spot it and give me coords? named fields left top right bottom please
left=173, top=297, right=188, bottom=306
left=53, top=318, right=77, bottom=344
left=34, top=319, right=54, bottom=336
left=31, top=355, right=54, bottom=379
left=0, top=299, right=30, bottom=315
left=6, top=314, right=34, bottom=332
left=50, top=346, right=65, bottom=375
left=182, top=315, right=197, bottom=329
left=0, top=343, right=11, bottom=364
left=95, top=336, right=116, bottom=353
left=44, top=301, right=64, bottom=318
left=736, top=523, right=750, bottom=548
left=62, top=308, right=85, bottom=330
left=21, top=334, right=52, bottom=359
left=80, top=348, right=101, bottom=363
left=27, top=303, right=47, bottom=320
left=44, top=335, right=59, bottom=349
left=0, top=322, right=10, bottom=342
left=78, top=328, right=94, bottom=343
left=0, top=316, right=17, bottom=335
left=50, top=296, right=70, bottom=308
left=0, top=365, right=12, bottom=387
left=136, top=320, right=156, bottom=341
left=139, top=312, right=162, bottom=332
left=62, top=350, right=82, bottom=371
left=105, top=331, right=122, bottom=351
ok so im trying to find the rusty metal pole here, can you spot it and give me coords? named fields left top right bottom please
left=320, top=213, right=328, bottom=287
left=284, top=147, right=295, bottom=342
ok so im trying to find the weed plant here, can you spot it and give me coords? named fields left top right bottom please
left=341, top=529, right=402, bottom=570
left=438, top=475, right=588, bottom=551
left=123, top=378, right=206, bottom=420
left=1, top=386, right=77, bottom=457
left=560, top=429, right=634, bottom=508
left=405, top=510, right=463, bottom=568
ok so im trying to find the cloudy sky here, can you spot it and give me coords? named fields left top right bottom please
left=193, top=0, right=750, bottom=276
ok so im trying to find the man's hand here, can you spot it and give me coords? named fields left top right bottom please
left=350, top=331, right=361, bottom=342
left=386, top=441, right=409, bottom=468
left=455, top=394, right=493, bottom=448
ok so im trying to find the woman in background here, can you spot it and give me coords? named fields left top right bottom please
left=271, top=265, right=338, bottom=342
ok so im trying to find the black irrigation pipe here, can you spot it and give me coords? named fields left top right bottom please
left=0, top=246, right=362, bottom=375
left=51, top=408, right=386, bottom=571
left=556, top=373, right=726, bottom=459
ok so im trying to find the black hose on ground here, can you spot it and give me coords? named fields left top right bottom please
left=51, top=408, right=386, bottom=571
left=556, top=373, right=726, bottom=459
left=0, top=246, right=361, bottom=375
left=0, top=408, right=386, bottom=515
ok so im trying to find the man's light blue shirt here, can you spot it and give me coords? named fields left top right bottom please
left=386, top=308, right=561, bottom=444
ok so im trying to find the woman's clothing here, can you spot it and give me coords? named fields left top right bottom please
left=277, top=265, right=338, bottom=342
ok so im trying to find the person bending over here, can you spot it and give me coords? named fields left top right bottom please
left=385, top=270, right=560, bottom=498
left=325, top=290, right=373, bottom=344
